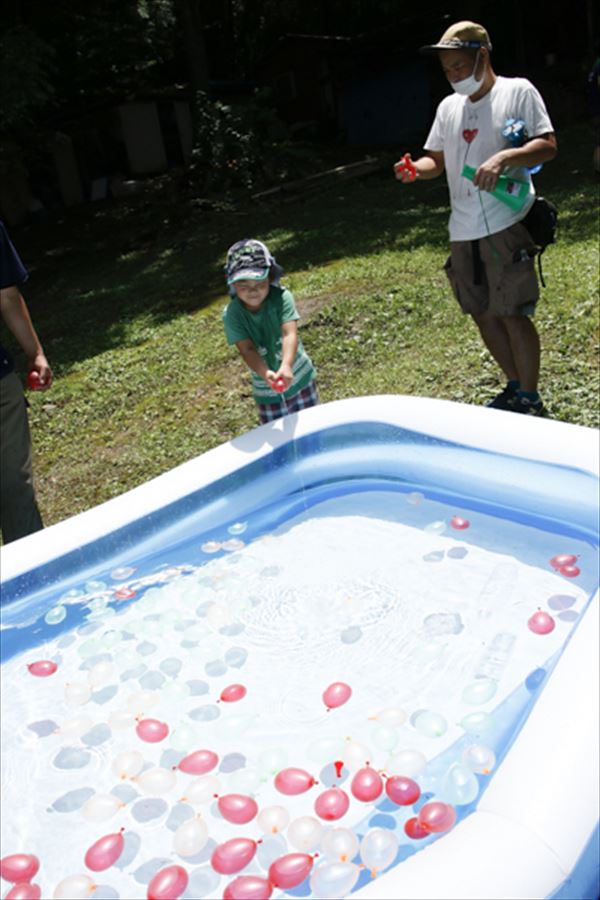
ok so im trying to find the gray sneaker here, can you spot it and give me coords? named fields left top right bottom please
left=486, top=384, right=518, bottom=410
left=509, top=394, right=545, bottom=416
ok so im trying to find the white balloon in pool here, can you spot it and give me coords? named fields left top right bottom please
left=87, top=660, right=116, bottom=687
left=112, top=750, right=144, bottom=780
left=57, top=715, right=93, bottom=739
left=287, top=816, right=323, bottom=851
left=310, top=861, right=361, bottom=899
left=342, top=740, right=371, bottom=772
left=257, top=805, right=290, bottom=834
left=126, top=690, right=158, bottom=715
left=53, top=874, right=96, bottom=899
left=462, top=744, right=496, bottom=774
left=370, top=707, right=407, bottom=727
left=81, top=793, right=124, bottom=822
left=461, top=679, right=497, bottom=705
left=360, top=828, right=399, bottom=875
left=173, top=815, right=209, bottom=857
left=441, top=763, right=480, bottom=805
left=108, top=710, right=137, bottom=731
left=322, top=827, right=360, bottom=863
left=64, top=682, right=92, bottom=707
left=136, top=767, right=177, bottom=795
left=385, top=749, right=427, bottom=778
left=181, top=775, right=221, bottom=805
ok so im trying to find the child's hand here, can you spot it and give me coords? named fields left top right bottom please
left=394, top=153, right=417, bottom=182
left=268, top=366, right=293, bottom=393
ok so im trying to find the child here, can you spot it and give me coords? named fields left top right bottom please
left=222, top=238, right=318, bottom=424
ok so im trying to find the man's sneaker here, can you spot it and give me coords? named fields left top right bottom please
left=486, top=384, right=518, bottom=410
left=509, top=394, right=545, bottom=416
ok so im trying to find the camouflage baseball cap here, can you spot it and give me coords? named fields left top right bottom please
left=420, top=21, right=492, bottom=53
left=226, top=239, right=272, bottom=284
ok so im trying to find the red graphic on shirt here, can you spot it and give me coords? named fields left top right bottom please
left=462, top=128, right=478, bottom=143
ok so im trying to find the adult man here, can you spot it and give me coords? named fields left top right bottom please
left=396, top=21, right=557, bottom=415
left=0, top=220, right=53, bottom=544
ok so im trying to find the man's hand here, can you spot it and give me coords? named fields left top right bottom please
left=473, top=151, right=509, bottom=192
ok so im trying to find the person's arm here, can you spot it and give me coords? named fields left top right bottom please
left=0, top=285, right=53, bottom=388
left=473, top=133, right=557, bottom=191
left=235, top=337, right=274, bottom=383
left=394, top=150, right=445, bottom=182
left=273, top=320, right=298, bottom=389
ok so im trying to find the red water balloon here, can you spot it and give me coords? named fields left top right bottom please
left=177, top=749, right=219, bottom=775
left=272, top=378, right=286, bottom=394
left=350, top=766, right=383, bottom=802
left=5, top=884, right=42, bottom=900
left=135, top=718, right=169, bottom=742
left=394, top=154, right=417, bottom=182
left=322, top=682, right=352, bottom=710
left=218, top=794, right=258, bottom=825
left=549, top=554, right=577, bottom=570
left=223, top=875, right=273, bottom=900
left=559, top=565, right=580, bottom=578
left=450, top=516, right=470, bottom=530
left=417, top=802, right=456, bottom=834
left=147, top=865, right=188, bottom=900
left=527, top=610, right=556, bottom=635
left=211, top=838, right=257, bottom=875
left=84, top=830, right=124, bottom=871
left=114, top=587, right=136, bottom=600
left=0, top=854, right=40, bottom=883
left=314, top=787, right=350, bottom=821
left=26, top=371, right=43, bottom=391
left=404, top=817, right=429, bottom=839
left=27, top=660, right=57, bottom=677
left=268, top=853, right=314, bottom=890
left=274, top=768, right=316, bottom=796
left=385, top=775, right=421, bottom=806
left=220, top=684, right=247, bottom=703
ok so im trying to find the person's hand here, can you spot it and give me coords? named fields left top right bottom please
left=393, top=153, right=418, bottom=182
left=473, top=151, right=508, bottom=192
left=28, top=352, right=53, bottom=390
left=270, top=363, right=293, bottom=391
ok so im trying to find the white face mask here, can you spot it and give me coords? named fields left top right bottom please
left=451, top=51, right=484, bottom=96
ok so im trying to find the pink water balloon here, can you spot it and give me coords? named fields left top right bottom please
left=147, top=865, right=188, bottom=900
left=211, top=838, right=257, bottom=875
left=223, top=875, right=273, bottom=900
left=351, top=767, right=383, bottom=802
left=5, top=885, right=42, bottom=900
left=527, top=610, right=556, bottom=635
left=549, top=553, right=577, bottom=570
left=27, top=660, right=57, bottom=677
left=559, top=565, right=580, bottom=578
left=385, top=775, right=421, bottom=806
left=177, top=749, right=219, bottom=775
left=84, top=829, right=124, bottom=871
left=417, top=802, right=457, bottom=834
left=404, top=817, right=429, bottom=839
left=274, top=768, right=316, bottom=796
left=218, top=794, right=259, bottom=824
left=0, top=855, right=40, bottom=883
left=135, top=718, right=169, bottom=742
left=314, top=787, right=350, bottom=821
left=219, top=684, right=247, bottom=703
left=322, top=682, right=352, bottom=710
left=450, top=516, right=470, bottom=530
left=268, top=853, right=314, bottom=890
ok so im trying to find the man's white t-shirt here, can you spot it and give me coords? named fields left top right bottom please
left=424, top=76, right=554, bottom=241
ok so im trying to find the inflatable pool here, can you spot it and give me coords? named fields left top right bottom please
left=1, top=396, right=598, bottom=900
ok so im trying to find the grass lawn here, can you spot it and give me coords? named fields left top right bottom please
left=8, top=122, right=599, bottom=529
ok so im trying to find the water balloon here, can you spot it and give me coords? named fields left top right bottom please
left=527, top=611, right=555, bottom=635
left=385, top=775, right=420, bottom=806
left=172, top=816, right=208, bottom=857
left=268, top=853, right=314, bottom=889
left=84, top=830, right=124, bottom=871
left=147, top=865, right=188, bottom=900
left=257, top=805, right=290, bottom=834
left=218, top=794, right=258, bottom=824
left=287, top=816, right=323, bottom=852
left=322, top=682, right=352, bottom=710
left=223, top=876, right=272, bottom=900
left=211, top=838, right=257, bottom=875
left=359, top=828, right=398, bottom=875
left=310, top=862, right=360, bottom=899
left=53, top=875, right=96, bottom=899
left=274, top=768, right=316, bottom=795
left=350, top=766, right=383, bottom=802
left=417, top=801, right=456, bottom=833
left=314, top=787, right=350, bottom=821
left=177, top=749, right=219, bottom=775
left=5, top=884, right=42, bottom=900
left=220, top=684, right=247, bottom=703
left=462, top=744, right=496, bottom=774
left=135, top=718, right=169, bottom=743
left=322, top=828, right=359, bottom=863
left=27, top=661, right=57, bottom=677
left=1, top=855, right=40, bottom=883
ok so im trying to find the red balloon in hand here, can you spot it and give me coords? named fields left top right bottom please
left=27, top=370, right=43, bottom=391
left=394, top=154, right=417, bottom=182
left=273, top=377, right=286, bottom=393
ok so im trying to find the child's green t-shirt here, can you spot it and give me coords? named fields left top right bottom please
left=223, top=285, right=316, bottom=403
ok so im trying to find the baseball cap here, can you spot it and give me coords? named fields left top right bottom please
left=420, top=21, right=492, bottom=54
left=226, top=239, right=272, bottom=284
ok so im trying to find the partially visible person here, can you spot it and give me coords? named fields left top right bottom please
left=395, top=21, right=557, bottom=416
left=586, top=52, right=600, bottom=174
left=0, top=220, right=53, bottom=544
left=222, top=239, right=318, bottom=424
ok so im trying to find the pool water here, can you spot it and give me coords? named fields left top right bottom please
left=1, top=433, right=597, bottom=900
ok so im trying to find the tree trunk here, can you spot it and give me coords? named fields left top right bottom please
left=175, top=0, right=210, bottom=95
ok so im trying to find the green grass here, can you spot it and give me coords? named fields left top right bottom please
left=9, top=122, right=599, bottom=528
